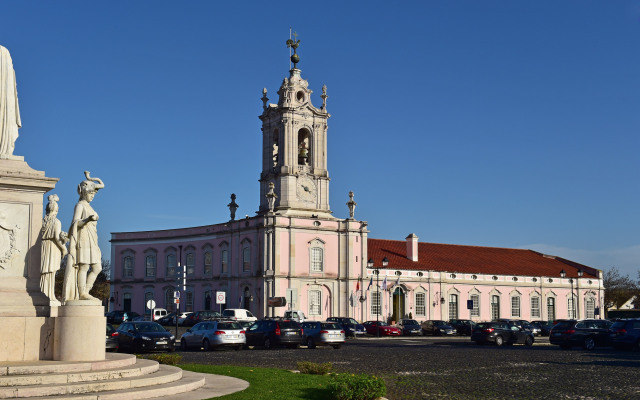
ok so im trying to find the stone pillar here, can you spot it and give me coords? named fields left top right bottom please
left=0, top=158, right=58, bottom=361
left=54, top=301, right=106, bottom=361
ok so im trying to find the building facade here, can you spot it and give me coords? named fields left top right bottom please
left=110, top=52, right=604, bottom=323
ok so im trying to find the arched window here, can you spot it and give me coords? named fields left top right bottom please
left=491, top=295, right=500, bottom=320
left=298, top=128, right=311, bottom=167
left=185, top=289, right=194, bottom=312
left=185, top=246, right=195, bottom=276
left=242, top=244, right=251, bottom=273
left=449, top=294, right=458, bottom=319
left=165, top=288, right=175, bottom=312
left=166, top=252, right=177, bottom=278
left=123, top=255, right=134, bottom=278
left=309, top=239, right=325, bottom=273
left=203, top=248, right=213, bottom=276
left=145, top=251, right=156, bottom=278
left=220, top=242, right=229, bottom=274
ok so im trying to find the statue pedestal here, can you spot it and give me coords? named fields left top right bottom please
left=0, top=158, right=58, bottom=361
left=54, top=301, right=105, bottom=361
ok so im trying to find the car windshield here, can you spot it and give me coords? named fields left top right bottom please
left=222, top=310, right=234, bottom=316
left=217, top=322, right=242, bottom=330
left=135, top=323, right=166, bottom=333
left=403, top=320, right=418, bottom=325
left=434, top=321, right=446, bottom=326
left=611, top=321, right=626, bottom=329
left=378, top=322, right=389, bottom=326
left=475, top=323, right=492, bottom=329
left=322, top=323, right=341, bottom=330
left=554, top=321, right=574, bottom=329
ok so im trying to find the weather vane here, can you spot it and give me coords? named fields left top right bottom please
left=286, top=30, right=300, bottom=69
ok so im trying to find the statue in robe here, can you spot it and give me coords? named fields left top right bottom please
left=0, top=45, right=21, bottom=157
left=40, top=195, right=68, bottom=305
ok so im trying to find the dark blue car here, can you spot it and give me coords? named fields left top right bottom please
left=397, top=319, right=422, bottom=336
left=326, top=317, right=366, bottom=337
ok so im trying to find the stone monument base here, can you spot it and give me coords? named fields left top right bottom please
left=54, top=301, right=105, bottom=361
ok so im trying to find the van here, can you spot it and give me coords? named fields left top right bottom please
left=283, top=310, right=307, bottom=323
left=221, top=308, right=257, bottom=322
left=152, top=308, right=168, bottom=321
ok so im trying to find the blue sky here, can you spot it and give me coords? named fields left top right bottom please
left=2, top=1, right=639, bottom=277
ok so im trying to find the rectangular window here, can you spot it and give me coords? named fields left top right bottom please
left=221, top=250, right=228, bottom=273
left=311, top=247, right=323, bottom=272
left=470, top=294, right=480, bottom=317
left=568, top=297, right=575, bottom=319
left=511, top=296, right=520, bottom=318
left=243, top=247, right=251, bottom=272
left=309, top=290, right=321, bottom=316
left=123, top=256, right=134, bottom=278
left=585, top=298, right=595, bottom=319
left=145, top=255, right=155, bottom=278
left=531, top=297, right=541, bottom=318
left=186, top=252, right=195, bottom=275
left=491, top=295, right=500, bottom=320
left=415, top=293, right=426, bottom=316
left=204, top=252, right=213, bottom=275
left=186, top=291, right=194, bottom=312
left=371, top=291, right=381, bottom=316
left=547, top=297, right=555, bottom=322
left=449, top=294, right=458, bottom=319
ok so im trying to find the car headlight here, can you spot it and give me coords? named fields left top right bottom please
left=170, top=336, right=175, bottom=340
left=141, top=336, right=151, bottom=341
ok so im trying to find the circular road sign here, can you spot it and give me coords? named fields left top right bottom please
left=146, top=299, right=156, bottom=310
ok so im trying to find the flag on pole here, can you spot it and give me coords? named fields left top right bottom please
left=367, top=277, right=373, bottom=291
left=382, top=276, right=388, bottom=290
left=394, top=276, right=400, bottom=287
left=356, top=280, right=360, bottom=292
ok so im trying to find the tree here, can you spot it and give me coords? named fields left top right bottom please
left=603, top=267, right=637, bottom=311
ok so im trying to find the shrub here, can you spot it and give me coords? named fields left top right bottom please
left=297, top=361, right=333, bottom=375
left=328, top=373, right=386, bottom=400
left=141, top=353, right=182, bottom=366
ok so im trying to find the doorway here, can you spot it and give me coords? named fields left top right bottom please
left=392, top=287, right=405, bottom=323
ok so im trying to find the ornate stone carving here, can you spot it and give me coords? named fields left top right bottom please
left=0, top=45, right=21, bottom=157
left=0, top=214, right=19, bottom=268
left=266, top=182, right=277, bottom=213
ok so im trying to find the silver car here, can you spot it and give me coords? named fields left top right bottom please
left=180, top=320, right=246, bottom=351
left=301, top=321, right=346, bottom=349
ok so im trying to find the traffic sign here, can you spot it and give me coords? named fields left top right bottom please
left=216, top=291, right=226, bottom=304
left=174, top=299, right=180, bottom=304
left=146, top=299, right=156, bottom=310
left=174, top=291, right=180, bottom=299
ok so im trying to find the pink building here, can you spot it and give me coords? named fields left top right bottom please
left=110, top=48, right=604, bottom=323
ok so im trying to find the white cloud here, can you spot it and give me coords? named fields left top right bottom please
left=520, top=244, right=640, bottom=277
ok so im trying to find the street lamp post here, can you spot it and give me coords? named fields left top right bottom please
left=576, top=269, right=583, bottom=318
left=560, top=269, right=581, bottom=319
left=368, top=257, right=389, bottom=338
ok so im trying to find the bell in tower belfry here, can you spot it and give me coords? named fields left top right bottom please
left=258, top=34, right=333, bottom=218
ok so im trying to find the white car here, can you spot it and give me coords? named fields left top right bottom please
left=221, top=308, right=257, bottom=323
left=178, top=312, right=193, bottom=325
left=180, top=320, right=246, bottom=351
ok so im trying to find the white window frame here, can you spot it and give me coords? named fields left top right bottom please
left=185, top=249, right=195, bottom=276
left=309, top=290, right=321, bottom=316
left=491, top=295, right=500, bottom=320
left=547, top=297, right=556, bottom=322
left=511, top=296, right=521, bottom=318
left=371, top=291, right=381, bottom=316
left=123, top=254, right=134, bottom=278
left=449, top=294, right=458, bottom=320
left=145, top=252, right=156, bottom=278
left=415, top=292, right=426, bottom=317
left=470, top=294, right=480, bottom=317
left=309, top=239, right=325, bottom=273
left=568, top=297, right=576, bottom=319
left=166, top=251, right=177, bottom=278
left=585, top=297, right=595, bottom=319
left=203, top=249, right=213, bottom=275
left=531, top=296, right=541, bottom=319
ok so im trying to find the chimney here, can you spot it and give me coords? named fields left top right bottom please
left=406, top=233, right=418, bottom=262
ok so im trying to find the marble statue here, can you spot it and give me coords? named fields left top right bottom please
left=227, top=193, right=239, bottom=221
left=40, top=195, right=67, bottom=305
left=347, top=191, right=357, bottom=219
left=266, top=182, right=277, bottom=213
left=62, top=171, right=104, bottom=302
left=0, top=45, right=21, bottom=157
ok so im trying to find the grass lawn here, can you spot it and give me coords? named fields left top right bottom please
left=180, top=364, right=333, bottom=400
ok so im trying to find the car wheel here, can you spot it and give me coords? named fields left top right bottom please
left=203, top=339, right=211, bottom=351
left=180, top=339, right=188, bottom=351
left=524, top=336, right=534, bottom=347
left=332, top=344, right=341, bottom=350
left=263, top=338, right=272, bottom=350
left=495, top=335, right=504, bottom=346
left=307, top=337, right=316, bottom=349
left=583, top=337, right=595, bottom=351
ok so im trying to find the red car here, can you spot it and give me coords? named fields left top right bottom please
left=363, top=321, right=402, bottom=336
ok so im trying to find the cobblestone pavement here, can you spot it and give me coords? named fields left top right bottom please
left=176, top=335, right=640, bottom=399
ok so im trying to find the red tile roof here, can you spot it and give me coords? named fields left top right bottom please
left=367, top=239, right=599, bottom=279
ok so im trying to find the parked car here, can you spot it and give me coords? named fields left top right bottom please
left=610, top=319, right=640, bottom=350
left=421, top=320, right=456, bottom=336
left=471, top=321, right=534, bottom=346
left=106, top=323, right=118, bottom=352
left=157, top=312, right=176, bottom=326
left=326, top=317, right=366, bottom=337
left=397, top=319, right=422, bottom=336
left=530, top=321, right=553, bottom=336
left=182, top=310, right=221, bottom=326
left=222, top=308, right=258, bottom=323
left=151, top=308, right=168, bottom=322
left=497, top=319, right=539, bottom=336
left=106, top=310, right=141, bottom=324
left=180, top=320, right=246, bottom=351
left=283, top=310, right=307, bottom=322
left=245, top=319, right=304, bottom=349
left=115, top=321, right=175, bottom=353
left=549, top=319, right=612, bottom=350
left=301, top=321, right=345, bottom=349
left=449, top=319, right=476, bottom=336
left=362, top=321, right=402, bottom=336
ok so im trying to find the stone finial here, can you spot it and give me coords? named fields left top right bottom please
left=266, top=182, right=278, bottom=213
left=261, top=88, right=269, bottom=111
left=321, top=85, right=328, bottom=110
left=347, top=191, right=357, bottom=219
left=286, top=31, right=301, bottom=69
left=0, top=46, right=21, bottom=158
left=227, top=193, right=239, bottom=221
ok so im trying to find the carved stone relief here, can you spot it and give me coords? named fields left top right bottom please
left=0, top=202, right=29, bottom=277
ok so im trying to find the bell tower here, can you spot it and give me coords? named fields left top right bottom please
left=258, top=36, right=332, bottom=218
